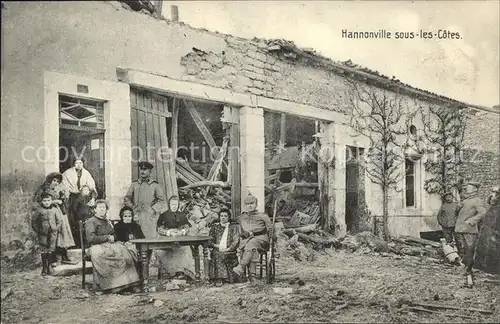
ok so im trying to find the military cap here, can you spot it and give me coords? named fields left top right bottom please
left=138, top=161, right=154, bottom=170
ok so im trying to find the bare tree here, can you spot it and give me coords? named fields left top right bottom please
left=419, top=102, right=467, bottom=197
left=344, top=79, right=415, bottom=240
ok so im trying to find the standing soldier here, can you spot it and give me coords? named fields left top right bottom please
left=455, top=181, right=487, bottom=273
left=124, top=161, right=167, bottom=238
left=233, top=193, right=273, bottom=281
left=437, top=191, right=458, bottom=244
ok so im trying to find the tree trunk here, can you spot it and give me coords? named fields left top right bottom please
left=382, top=187, right=390, bottom=241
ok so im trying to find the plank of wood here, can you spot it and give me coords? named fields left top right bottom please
left=207, top=134, right=229, bottom=181
left=410, top=301, right=493, bottom=315
left=159, top=115, right=178, bottom=198
left=181, top=181, right=230, bottom=190
left=407, top=306, right=476, bottom=320
left=484, top=279, right=500, bottom=285
left=184, top=99, right=217, bottom=149
left=280, top=113, right=286, bottom=145
left=184, top=99, right=227, bottom=170
left=130, top=99, right=139, bottom=181
left=171, top=98, right=179, bottom=160
left=152, top=113, right=166, bottom=191
left=229, top=110, right=241, bottom=219
left=400, top=236, right=441, bottom=248
left=176, top=172, right=194, bottom=185
left=175, top=159, right=206, bottom=182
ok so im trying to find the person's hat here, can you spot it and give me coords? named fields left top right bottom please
left=465, top=181, right=481, bottom=188
left=244, top=193, right=257, bottom=204
left=138, top=161, right=154, bottom=170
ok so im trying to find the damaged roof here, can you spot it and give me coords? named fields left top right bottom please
left=117, top=1, right=497, bottom=113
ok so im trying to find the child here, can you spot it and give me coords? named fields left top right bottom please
left=31, top=192, right=61, bottom=276
left=437, top=192, right=458, bottom=245
left=73, top=185, right=96, bottom=223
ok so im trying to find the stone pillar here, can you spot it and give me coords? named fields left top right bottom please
left=104, top=89, right=132, bottom=221
left=318, top=122, right=346, bottom=238
left=334, top=143, right=347, bottom=238
left=239, top=106, right=265, bottom=213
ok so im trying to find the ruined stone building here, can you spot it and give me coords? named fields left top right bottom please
left=1, top=1, right=499, bottom=245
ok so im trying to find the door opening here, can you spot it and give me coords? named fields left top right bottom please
left=345, top=146, right=363, bottom=234
left=58, top=94, right=106, bottom=198
left=59, top=128, right=106, bottom=198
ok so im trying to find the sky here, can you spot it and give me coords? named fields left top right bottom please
left=163, top=1, right=499, bottom=108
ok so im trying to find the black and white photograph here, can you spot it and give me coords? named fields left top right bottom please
left=1, top=1, right=499, bottom=323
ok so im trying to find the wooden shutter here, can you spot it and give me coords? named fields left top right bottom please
left=130, top=88, right=177, bottom=198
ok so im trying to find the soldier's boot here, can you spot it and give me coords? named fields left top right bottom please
left=248, top=260, right=258, bottom=282
left=40, top=253, right=48, bottom=276
left=233, top=249, right=255, bottom=277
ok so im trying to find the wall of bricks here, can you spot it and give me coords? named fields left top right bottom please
left=180, top=37, right=348, bottom=114
left=461, top=109, right=500, bottom=202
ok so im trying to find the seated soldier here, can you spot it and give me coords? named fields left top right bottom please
left=233, top=194, right=273, bottom=281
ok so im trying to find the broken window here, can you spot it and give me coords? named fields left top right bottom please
left=59, top=94, right=105, bottom=130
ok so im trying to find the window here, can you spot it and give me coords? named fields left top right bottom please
left=59, top=94, right=105, bottom=129
left=405, top=158, right=415, bottom=207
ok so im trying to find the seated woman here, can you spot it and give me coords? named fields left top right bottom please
left=156, top=196, right=196, bottom=280
left=208, top=208, right=240, bottom=286
left=114, top=206, right=145, bottom=242
left=85, top=200, right=140, bottom=293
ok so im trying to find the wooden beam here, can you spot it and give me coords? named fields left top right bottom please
left=171, top=98, right=179, bottom=159
left=280, top=113, right=286, bottom=145
left=229, top=107, right=241, bottom=219
left=208, top=134, right=229, bottom=181
left=184, top=99, right=217, bottom=149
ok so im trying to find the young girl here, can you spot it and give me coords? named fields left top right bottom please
left=33, top=172, right=76, bottom=265
left=31, top=193, right=60, bottom=276
left=73, top=185, right=96, bottom=223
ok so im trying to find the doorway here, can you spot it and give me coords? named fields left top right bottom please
left=345, top=146, right=364, bottom=233
left=59, top=128, right=106, bottom=198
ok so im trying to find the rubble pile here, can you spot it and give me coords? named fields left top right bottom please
left=175, top=158, right=232, bottom=236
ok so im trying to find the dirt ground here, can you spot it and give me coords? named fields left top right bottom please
left=1, top=250, right=499, bottom=324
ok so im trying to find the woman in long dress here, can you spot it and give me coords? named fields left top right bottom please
left=156, top=196, right=196, bottom=280
left=85, top=200, right=140, bottom=293
left=33, top=172, right=76, bottom=265
left=208, top=208, right=240, bottom=286
left=62, top=156, right=97, bottom=247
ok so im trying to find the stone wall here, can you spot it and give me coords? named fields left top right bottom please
left=461, top=108, right=500, bottom=202
left=180, top=38, right=348, bottom=114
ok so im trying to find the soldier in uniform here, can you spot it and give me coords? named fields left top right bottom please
left=233, top=194, right=273, bottom=281
left=455, top=181, right=487, bottom=272
left=124, top=161, right=166, bottom=239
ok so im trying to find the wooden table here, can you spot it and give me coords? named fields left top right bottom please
left=130, top=236, right=211, bottom=291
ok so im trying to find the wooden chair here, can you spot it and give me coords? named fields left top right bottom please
left=242, top=241, right=276, bottom=284
left=78, top=220, right=91, bottom=289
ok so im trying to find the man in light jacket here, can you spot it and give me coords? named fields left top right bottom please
left=455, top=181, right=486, bottom=271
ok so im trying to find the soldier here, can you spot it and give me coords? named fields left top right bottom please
left=124, top=161, right=166, bottom=238
left=455, top=181, right=487, bottom=273
left=233, top=194, right=273, bottom=281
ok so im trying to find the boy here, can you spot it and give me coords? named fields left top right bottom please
left=437, top=192, right=458, bottom=244
left=31, top=192, right=61, bottom=276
